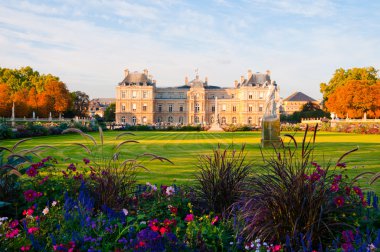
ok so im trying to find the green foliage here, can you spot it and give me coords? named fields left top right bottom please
left=320, top=67, right=378, bottom=101
left=0, top=124, right=12, bottom=139
left=194, top=144, right=252, bottom=215
left=104, top=103, right=115, bottom=122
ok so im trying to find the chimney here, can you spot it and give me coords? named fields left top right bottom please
left=143, top=69, right=148, bottom=76
left=124, top=68, right=129, bottom=77
left=234, top=80, right=238, bottom=88
left=205, top=76, right=208, bottom=84
left=248, top=69, right=252, bottom=80
left=185, top=76, right=189, bottom=85
left=240, top=75, right=244, bottom=83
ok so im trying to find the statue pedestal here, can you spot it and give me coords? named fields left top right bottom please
left=261, top=116, right=281, bottom=148
left=208, top=122, right=224, bottom=132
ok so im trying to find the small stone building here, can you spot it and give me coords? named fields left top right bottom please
left=281, top=92, right=318, bottom=115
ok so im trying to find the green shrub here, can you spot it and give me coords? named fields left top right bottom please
left=0, top=124, right=12, bottom=139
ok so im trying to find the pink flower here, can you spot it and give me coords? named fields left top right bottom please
left=6, top=228, right=19, bottom=238
left=26, top=167, right=38, bottom=177
left=83, top=158, right=90, bottom=164
left=184, top=214, right=194, bottom=222
left=28, top=227, right=39, bottom=234
left=211, top=215, right=219, bottom=225
left=23, top=190, right=38, bottom=202
left=330, top=183, right=339, bottom=192
left=334, top=196, right=345, bottom=207
left=9, top=220, right=19, bottom=229
left=166, top=186, right=175, bottom=196
left=20, top=245, right=31, bottom=251
left=272, top=245, right=282, bottom=252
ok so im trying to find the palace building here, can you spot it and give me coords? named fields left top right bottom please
left=115, top=69, right=280, bottom=126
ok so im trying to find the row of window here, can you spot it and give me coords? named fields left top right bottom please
left=120, top=116, right=260, bottom=125
left=121, top=104, right=264, bottom=113
left=121, top=90, right=150, bottom=99
left=121, top=91, right=267, bottom=100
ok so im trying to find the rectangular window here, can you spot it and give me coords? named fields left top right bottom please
left=212, top=106, right=215, bottom=112
left=259, top=105, right=263, bottom=112
left=132, top=91, right=137, bottom=98
left=248, top=105, right=253, bottom=112
left=232, top=105, right=237, bottom=112
left=121, top=91, right=126, bottom=99
left=158, top=104, right=162, bottom=112
left=132, top=103, right=136, bottom=111
left=179, top=93, right=184, bottom=99
left=122, top=104, right=126, bottom=111
left=143, top=91, right=147, bottom=98
left=179, top=105, right=184, bottom=112
left=169, top=104, right=173, bottom=112
left=222, top=104, right=226, bottom=111
left=142, top=104, right=147, bottom=111
left=248, top=93, right=253, bottom=99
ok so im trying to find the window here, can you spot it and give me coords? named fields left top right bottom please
left=179, top=116, right=183, bottom=124
left=122, top=104, right=126, bottom=111
left=121, top=116, right=126, bottom=124
left=132, top=103, right=137, bottom=111
left=232, top=105, right=237, bottom=112
left=179, top=93, right=184, bottom=99
left=121, top=91, right=126, bottom=99
left=143, top=91, right=147, bottom=98
left=132, top=91, right=137, bottom=98
left=222, top=104, right=226, bottom=111
left=169, top=104, right=173, bottom=112
left=168, top=116, right=173, bottom=123
left=232, top=94, right=235, bottom=98
left=211, top=106, right=215, bottom=112
left=221, top=117, right=226, bottom=124
left=194, top=116, right=199, bottom=123
left=132, top=116, right=136, bottom=125
left=259, top=92, right=264, bottom=99
left=142, top=116, right=147, bottom=124
left=195, top=103, right=200, bottom=112
left=142, top=104, right=147, bottom=111
left=179, top=105, right=184, bottom=112
left=157, top=117, right=162, bottom=123
left=232, top=117, right=237, bottom=124
left=248, top=105, right=253, bottom=112
left=248, top=117, right=252, bottom=125
left=158, top=104, right=162, bottom=112
left=259, top=105, right=263, bottom=112
left=248, top=92, right=253, bottom=99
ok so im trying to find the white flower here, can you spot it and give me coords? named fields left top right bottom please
left=52, top=201, right=57, bottom=207
left=122, top=209, right=128, bottom=216
left=0, top=217, right=8, bottom=221
left=263, top=242, right=268, bottom=246
left=245, top=245, right=250, bottom=250
left=146, top=182, right=151, bottom=186
left=42, top=207, right=49, bottom=215
left=140, top=221, right=146, bottom=225
left=166, top=186, right=175, bottom=196
left=230, top=242, right=234, bottom=245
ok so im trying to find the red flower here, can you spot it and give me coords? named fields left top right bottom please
left=168, top=205, right=178, bottom=215
left=184, top=214, right=194, bottom=222
left=23, top=206, right=35, bottom=216
left=24, top=190, right=38, bottom=202
left=334, top=196, right=345, bottom=207
left=159, top=227, right=168, bottom=235
left=330, top=183, right=339, bottom=192
left=26, top=167, right=38, bottom=177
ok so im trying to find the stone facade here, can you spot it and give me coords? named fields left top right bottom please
left=115, top=69, right=280, bottom=126
left=281, top=92, right=318, bottom=115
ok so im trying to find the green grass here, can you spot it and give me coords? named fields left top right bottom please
left=1, top=131, right=379, bottom=192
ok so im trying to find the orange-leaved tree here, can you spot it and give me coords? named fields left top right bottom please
left=0, top=83, right=12, bottom=117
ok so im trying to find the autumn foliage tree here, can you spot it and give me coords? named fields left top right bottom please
left=0, top=66, right=74, bottom=118
left=325, top=80, right=380, bottom=118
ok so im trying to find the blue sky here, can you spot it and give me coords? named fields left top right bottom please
left=1, top=0, right=379, bottom=99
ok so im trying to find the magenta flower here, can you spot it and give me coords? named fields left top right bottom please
left=9, top=220, right=19, bottom=229
left=310, top=172, right=321, bottom=182
left=333, top=174, right=342, bottom=183
left=330, top=183, right=339, bottom=192
left=39, top=176, right=49, bottom=185
left=353, top=186, right=363, bottom=197
left=184, top=214, right=194, bottom=222
left=345, top=186, right=351, bottom=195
left=337, top=162, right=347, bottom=168
left=28, top=227, right=39, bottom=234
left=24, top=189, right=38, bottom=202
left=334, top=196, right=345, bottom=207
left=26, top=167, right=38, bottom=177
left=211, top=215, right=219, bottom=225
left=83, top=158, right=90, bottom=164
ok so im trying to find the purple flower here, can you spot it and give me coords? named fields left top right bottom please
left=330, top=183, right=339, bottom=192
left=68, top=163, right=76, bottom=171
left=24, top=189, right=38, bottom=202
left=337, top=162, right=347, bottom=168
left=83, top=158, right=90, bottom=164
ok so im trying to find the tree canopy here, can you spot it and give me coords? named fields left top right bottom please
left=0, top=66, right=73, bottom=117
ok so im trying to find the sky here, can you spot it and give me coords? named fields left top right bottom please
left=1, top=0, right=379, bottom=100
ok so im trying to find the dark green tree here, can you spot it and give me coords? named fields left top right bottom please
left=104, top=103, right=115, bottom=122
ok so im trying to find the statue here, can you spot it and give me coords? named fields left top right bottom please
left=208, top=96, right=224, bottom=132
left=261, top=82, right=281, bottom=147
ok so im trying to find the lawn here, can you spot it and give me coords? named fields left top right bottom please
left=1, top=130, right=379, bottom=192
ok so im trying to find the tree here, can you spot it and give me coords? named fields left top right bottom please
left=0, top=83, right=12, bottom=117
left=43, top=79, right=71, bottom=117
left=70, top=91, right=90, bottom=117
left=301, top=101, right=320, bottom=112
left=104, top=103, right=115, bottom=122
left=320, top=67, right=378, bottom=101
left=325, top=80, right=380, bottom=118
left=12, top=88, right=30, bottom=117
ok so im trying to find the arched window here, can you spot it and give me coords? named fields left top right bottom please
left=132, top=116, right=136, bottom=125
left=221, top=117, right=226, bottom=124
left=157, top=117, right=162, bottom=123
left=248, top=117, right=252, bottom=125
left=121, top=116, right=126, bottom=124
left=194, top=116, right=199, bottom=123
left=232, top=117, right=237, bottom=124
left=168, top=116, right=173, bottom=123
